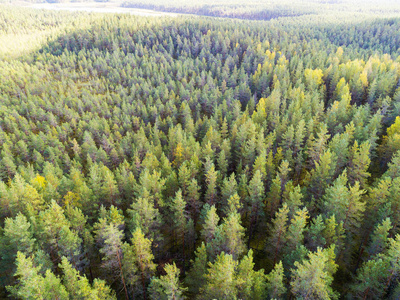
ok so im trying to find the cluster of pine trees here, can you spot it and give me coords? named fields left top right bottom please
left=1, top=4, right=400, bottom=299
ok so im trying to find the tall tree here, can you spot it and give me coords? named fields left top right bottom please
left=290, top=246, right=338, bottom=300
left=7, top=252, right=69, bottom=300
left=200, top=252, right=237, bottom=300
left=149, top=263, right=187, bottom=300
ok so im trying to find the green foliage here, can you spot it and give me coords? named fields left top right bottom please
left=1, top=2, right=400, bottom=298
left=149, top=263, right=187, bottom=300
left=290, top=246, right=338, bottom=300
left=7, top=252, right=69, bottom=300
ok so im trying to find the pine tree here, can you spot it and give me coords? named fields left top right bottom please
left=290, top=246, right=338, bottom=300
left=169, top=189, right=192, bottom=265
left=247, top=170, right=265, bottom=244
left=306, top=215, right=327, bottom=251
left=323, top=215, right=345, bottom=249
left=267, top=203, right=289, bottom=264
left=211, top=210, right=246, bottom=260
left=306, top=124, right=330, bottom=169
left=200, top=205, right=220, bottom=244
left=285, top=207, right=309, bottom=254
left=96, top=223, right=129, bottom=299
left=282, top=181, right=304, bottom=219
left=186, top=178, right=201, bottom=221
left=7, top=252, right=69, bottom=300
left=39, top=200, right=82, bottom=265
left=322, top=170, right=365, bottom=235
left=368, top=218, right=392, bottom=257
left=149, top=263, right=187, bottom=300
left=221, top=173, right=238, bottom=215
left=205, top=162, right=219, bottom=205
left=266, top=261, right=286, bottom=299
left=101, top=166, right=119, bottom=206
left=352, top=258, right=390, bottom=299
left=236, top=250, right=267, bottom=300
left=348, top=141, right=371, bottom=188
left=60, top=256, right=115, bottom=300
left=185, top=243, right=208, bottom=295
left=383, top=234, right=400, bottom=293
left=200, top=252, right=237, bottom=300
left=1, top=213, right=35, bottom=263
left=266, top=175, right=282, bottom=218
left=130, top=228, right=157, bottom=300
left=127, top=195, right=162, bottom=244
left=306, top=149, right=337, bottom=201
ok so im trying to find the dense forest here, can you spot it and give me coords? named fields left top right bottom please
left=1, top=1, right=400, bottom=299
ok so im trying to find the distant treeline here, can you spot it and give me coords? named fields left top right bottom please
left=121, top=1, right=314, bottom=21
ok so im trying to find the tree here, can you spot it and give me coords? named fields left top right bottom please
left=149, top=263, right=187, bottom=300
left=204, top=161, right=219, bottom=205
left=290, top=246, right=338, bottom=300
left=169, top=189, right=193, bottom=265
left=306, top=124, right=330, bottom=169
left=266, top=261, right=286, bottom=299
left=306, top=215, right=327, bottom=251
left=282, top=181, right=303, bottom=219
left=322, top=215, right=345, bottom=251
left=200, top=252, right=237, bottom=300
left=352, top=258, right=390, bottom=299
left=185, top=243, right=208, bottom=295
left=127, top=194, right=162, bottom=245
left=7, top=252, right=69, bottom=300
left=60, top=256, right=115, bottom=300
left=285, top=207, right=309, bottom=254
left=383, top=234, right=400, bottom=294
left=221, top=173, right=238, bottom=215
left=210, top=210, right=247, bottom=260
left=0, top=213, right=36, bottom=273
left=236, top=250, right=267, bottom=300
left=247, top=170, right=265, bottom=244
left=267, top=203, right=289, bottom=264
left=368, top=218, right=392, bottom=257
left=322, top=170, right=365, bottom=235
left=200, top=205, right=219, bottom=244
left=39, top=200, right=82, bottom=265
left=95, top=223, right=129, bottom=300
left=101, top=166, right=120, bottom=206
left=186, top=178, right=201, bottom=221
left=348, top=141, right=371, bottom=188
left=306, top=150, right=337, bottom=201
left=130, top=228, right=157, bottom=300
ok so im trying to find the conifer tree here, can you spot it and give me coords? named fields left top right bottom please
left=267, top=203, right=290, bottom=264
left=266, top=261, right=286, bottom=299
left=368, top=218, right=392, bottom=257
left=96, top=223, right=129, bottom=299
left=290, top=246, right=338, bottom=300
left=200, top=252, right=237, bottom=300
left=200, top=205, right=220, bottom=244
left=322, top=170, right=365, bottom=235
left=285, top=207, right=309, bottom=254
left=60, top=256, right=115, bottom=300
left=352, top=258, right=390, bottom=299
left=185, top=242, right=208, bottom=295
left=149, top=263, right=187, bottom=300
left=7, top=252, right=69, bottom=300
left=127, top=194, right=162, bottom=244
left=211, top=210, right=246, bottom=260
left=130, top=228, right=157, bottom=300
left=247, top=170, right=265, bottom=243
left=236, top=250, right=267, bottom=300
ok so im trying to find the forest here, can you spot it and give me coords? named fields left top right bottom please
left=1, top=1, right=400, bottom=299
